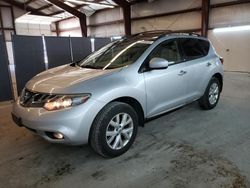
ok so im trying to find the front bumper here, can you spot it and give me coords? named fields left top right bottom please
left=12, top=98, right=106, bottom=145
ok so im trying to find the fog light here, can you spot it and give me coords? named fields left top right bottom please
left=53, top=132, right=64, bottom=139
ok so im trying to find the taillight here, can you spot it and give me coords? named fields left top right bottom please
left=219, top=57, right=224, bottom=65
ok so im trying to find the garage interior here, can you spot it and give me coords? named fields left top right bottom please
left=0, top=0, right=250, bottom=187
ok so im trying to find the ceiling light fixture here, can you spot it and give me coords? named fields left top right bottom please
left=213, top=25, right=250, bottom=33
left=66, top=0, right=115, bottom=8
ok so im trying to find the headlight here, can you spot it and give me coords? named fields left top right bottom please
left=43, top=94, right=91, bottom=111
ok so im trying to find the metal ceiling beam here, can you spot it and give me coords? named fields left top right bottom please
left=130, top=0, right=147, bottom=4
left=25, top=0, right=35, bottom=5
left=47, top=10, right=63, bottom=16
left=47, top=0, right=110, bottom=16
left=46, top=0, right=86, bottom=18
left=46, top=3, right=86, bottom=16
left=112, top=0, right=131, bottom=36
left=201, top=0, right=210, bottom=37
left=31, top=4, right=54, bottom=14
left=46, top=0, right=87, bottom=37
left=1, top=0, right=45, bottom=15
left=112, top=0, right=130, bottom=7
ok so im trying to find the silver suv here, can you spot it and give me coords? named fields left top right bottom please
left=12, top=31, right=223, bottom=157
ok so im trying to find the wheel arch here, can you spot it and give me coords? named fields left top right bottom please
left=88, top=96, right=145, bottom=144
left=212, top=73, right=223, bottom=91
left=111, top=97, right=145, bottom=127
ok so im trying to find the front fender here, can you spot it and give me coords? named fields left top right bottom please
left=94, top=86, right=147, bottom=116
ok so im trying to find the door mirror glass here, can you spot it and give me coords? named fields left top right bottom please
left=149, top=58, right=169, bottom=70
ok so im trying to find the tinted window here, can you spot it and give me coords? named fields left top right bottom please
left=198, top=39, right=210, bottom=54
left=149, top=40, right=181, bottom=65
left=180, top=38, right=210, bottom=60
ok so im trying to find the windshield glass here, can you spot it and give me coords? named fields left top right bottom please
left=76, top=39, right=153, bottom=70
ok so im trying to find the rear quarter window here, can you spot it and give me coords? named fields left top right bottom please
left=198, top=39, right=210, bottom=55
left=180, top=38, right=210, bottom=60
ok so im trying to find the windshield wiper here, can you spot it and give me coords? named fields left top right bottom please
left=69, top=62, right=76, bottom=67
left=69, top=60, right=81, bottom=67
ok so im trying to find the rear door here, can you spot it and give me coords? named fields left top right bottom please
left=178, top=38, right=211, bottom=101
left=143, top=39, right=188, bottom=117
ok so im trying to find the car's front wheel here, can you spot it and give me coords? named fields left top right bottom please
left=199, top=77, right=221, bottom=110
left=90, top=102, right=138, bottom=158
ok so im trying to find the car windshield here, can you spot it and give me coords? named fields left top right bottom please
left=76, top=39, right=153, bottom=70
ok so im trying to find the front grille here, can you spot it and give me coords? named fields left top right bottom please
left=20, top=89, right=56, bottom=107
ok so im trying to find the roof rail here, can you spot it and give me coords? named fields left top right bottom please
left=188, top=32, right=200, bottom=36
left=168, top=32, right=201, bottom=37
left=132, top=30, right=172, bottom=37
left=122, top=30, right=201, bottom=41
left=134, top=30, right=200, bottom=37
left=120, top=30, right=173, bottom=40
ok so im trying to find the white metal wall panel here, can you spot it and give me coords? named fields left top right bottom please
left=60, top=29, right=82, bottom=37
left=210, top=4, right=250, bottom=28
left=58, top=18, right=80, bottom=30
left=89, top=23, right=124, bottom=37
left=16, top=23, right=54, bottom=36
left=132, top=11, right=201, bottom=34
left=208, top=30, right=250, bottom=72
left=88, top=8, right=122, bottom=25
left=131, top=0, right=201, bottom=18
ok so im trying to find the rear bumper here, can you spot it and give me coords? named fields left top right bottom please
left=12, top=98, right=106, bottom=145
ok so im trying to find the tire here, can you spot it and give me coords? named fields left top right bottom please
left=199, top=77, right=221, bottom=110
left=90, top=101, right=138, bottom=158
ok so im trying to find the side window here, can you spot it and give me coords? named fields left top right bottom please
left=148, top=40, right=181, bottom=65
left=180, top=38, right=209, bottom=60
left=198, top=39, right=210, bottom=55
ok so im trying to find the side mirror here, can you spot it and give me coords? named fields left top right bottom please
left=149, top=58, right=169, bottom=70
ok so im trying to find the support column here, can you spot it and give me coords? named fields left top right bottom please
left=112, top=0, right=131, bottom=36
left=79, top=17, right=87, bottom=37
left=55, top=21, right=60, bottom=36
left=123, top=5, right=131, bottom=36
left=201, top=0, right=210, bottom=37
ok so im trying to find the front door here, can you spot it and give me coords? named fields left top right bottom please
left=143, top=39, right=188, bottom=117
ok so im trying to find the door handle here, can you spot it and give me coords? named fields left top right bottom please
left=207, top=62, right=212, bottom=67
left=178, top=70, right=187, bottom=76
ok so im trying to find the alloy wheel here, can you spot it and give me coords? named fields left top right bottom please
left=208, top=83, right=219, bottom=105
left=106, top=113, right=134, bottom=150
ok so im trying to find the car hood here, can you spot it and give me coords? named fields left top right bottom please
left=25, top=64, right=119, bottom=94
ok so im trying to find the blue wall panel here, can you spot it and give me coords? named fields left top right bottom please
left=12, top=35, right=45, bottom=95
left=0, top=35, right=12, bottom=101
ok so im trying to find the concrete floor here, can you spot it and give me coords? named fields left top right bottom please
left=0, top=72, right=250, bottom=188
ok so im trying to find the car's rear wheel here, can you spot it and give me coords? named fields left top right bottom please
left=199, top=77, right=221, bottom=110
left=90, top=102, right=138, bottom=158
